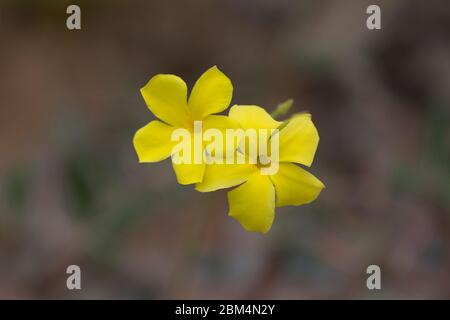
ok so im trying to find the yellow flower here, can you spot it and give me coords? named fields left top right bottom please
left=133, top=66, right=235, bottom=185
left=196, top=105, right=325, bottom=234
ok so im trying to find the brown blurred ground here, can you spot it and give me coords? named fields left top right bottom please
left=0, top=0, right=450, bottom=299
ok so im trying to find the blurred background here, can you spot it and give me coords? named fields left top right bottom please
left=0, top=0, right=449, bottom=299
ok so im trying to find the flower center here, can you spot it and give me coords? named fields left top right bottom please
left=256, top=154, right=271, bottom=168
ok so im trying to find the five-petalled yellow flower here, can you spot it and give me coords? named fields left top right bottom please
left=196, top=106, right=325, bottom=234
left=133, top=66, right=235, bottom=185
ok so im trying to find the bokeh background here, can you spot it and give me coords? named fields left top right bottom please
left=1, top=0, right=449, bottom=299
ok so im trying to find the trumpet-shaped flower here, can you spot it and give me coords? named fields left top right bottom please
left=133, top=66, right=236, bottom=185
left=196, top=105, right=325, bottom=234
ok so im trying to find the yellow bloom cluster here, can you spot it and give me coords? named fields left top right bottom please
left=133, top=66, right=324, bottom=234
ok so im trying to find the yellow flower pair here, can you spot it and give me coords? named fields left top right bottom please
left=133, top=66, right=324, bottom=234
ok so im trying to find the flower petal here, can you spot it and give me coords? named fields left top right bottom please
left=228, top=173, right=275, bottom=233
left=196, top=163, right=257, bottom=192
left=172, top=161, right=206, bottom=185
left=269, top=162, right=324, bottom=207
left=133, top=120, right=176, bottom=162
left=141, top=74, right=190, bottom=127
left=202, top=115, right=240, bottom=158
left=202, top=114, right=239, bottom=131
left=188, top=66, right=233, bottom=119
left=276, top=113, right=319, bottom=166
left=229, top=105, right=281, bottom=130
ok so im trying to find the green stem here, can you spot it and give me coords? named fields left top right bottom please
left=271, top=99, right=294, bottom=120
